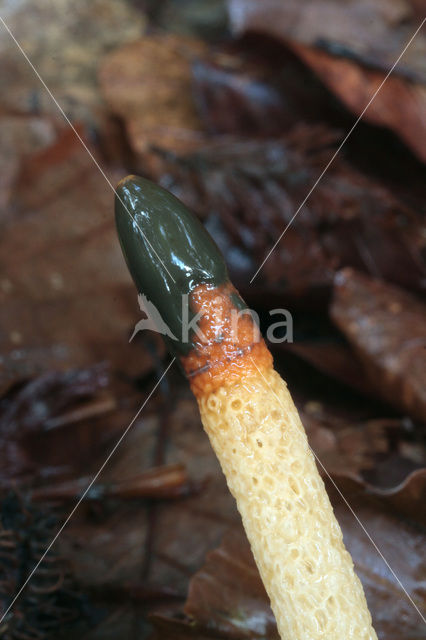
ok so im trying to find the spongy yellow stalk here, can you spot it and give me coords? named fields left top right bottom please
left=198, top=367, right=377, bottom=640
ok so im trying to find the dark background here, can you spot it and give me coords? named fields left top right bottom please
left=0, top=1, right=425, bottom=638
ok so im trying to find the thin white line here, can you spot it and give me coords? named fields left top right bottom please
left=251, top=358, right=426, bottom=625
left=250, top=17, right=426, bottom=283
left=0, top=15, right=175, bottom=284
left=0, top=357, right=175, bottom=625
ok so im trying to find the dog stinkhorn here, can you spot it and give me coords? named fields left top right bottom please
left=115, top=175, right=377, bottom=640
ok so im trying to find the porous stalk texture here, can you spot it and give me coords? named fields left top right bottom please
left=198, top=367, right=377, bottom=640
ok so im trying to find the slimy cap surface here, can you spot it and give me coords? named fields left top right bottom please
left=115, top=175, right=229, bottom=355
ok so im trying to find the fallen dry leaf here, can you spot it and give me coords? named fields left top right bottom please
left=151, top=476, right=426, bottom=640
left=149, top=129, right=425, bottom=304
left=302, top=407, right=426, bottom=509
left=0, top=126, right=156, bottom=383
left=31, top=463, right=194, bottom=502
left=228, top=0, right=426, bottom=80
left=183, top=528, right=278, bottom=639
left=99, top=34, right=208, bottom=162
left=282, top=341, right=372, bottom=396
left=333, top=469, right=426, bottom=528
left=290, top=41, right=426, bottom=163
left=192, top=47, right=307, bottom=136
left=0, top=114, right=58, bottom=218
left=0, top=363, right=119, bottom=481
left=228, top=0, right=426, bottom=161
left=327, top=476, right=426, bottom=638
left=331, top=269, right=426, bottom=422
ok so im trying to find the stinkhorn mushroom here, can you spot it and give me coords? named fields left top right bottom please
left=115, top=175, right=377, bottom=640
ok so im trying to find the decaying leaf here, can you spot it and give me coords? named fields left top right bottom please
left=327, top=477, right=426, bottom=638
left=149, top=131, right=425, bottom=302
left=332, top=469, right=426, bottom=528
left=183, top=528, right=279, bottom=639
left=151, top=478, right=426, bottom=640
left=0, top=363, right=116, bottom=480
left=290, top=41, right=426, bottom=163
left=99, top=34, right=208, bottom=162
left=0, top=115, right=57, bottom=217
left=191, top=47, right=318, bottom=136
left=228, top=0, right=426, bottom=77
left=303, top=407, right=426, bottom=505
left=281, top=341, right=372, bottom=396
left=0, top=126, right=156, bottom=382
left=331, top=269, right=426, bottom=422
left=31, top=463, right=194, bottom=502
left=228, top=0, right=426, bottom=161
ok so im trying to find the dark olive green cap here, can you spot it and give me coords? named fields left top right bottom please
left=115, top=175, right=229, bottom=355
